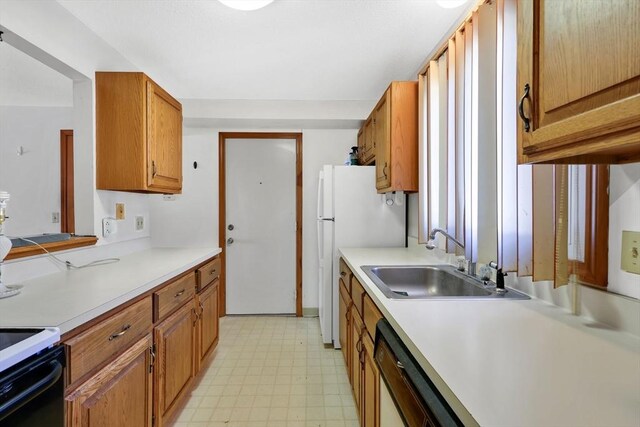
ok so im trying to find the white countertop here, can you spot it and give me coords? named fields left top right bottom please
left=0, top=247, right=220, bottom=335
left=339, top=247, right=640, bottom=427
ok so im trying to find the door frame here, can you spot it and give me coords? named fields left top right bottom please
left=60, top=129, right=75, bottom=233
left=218, top=132, right=303, bottom=317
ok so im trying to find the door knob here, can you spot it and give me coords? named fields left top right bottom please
left=227, top=238, right=234, bottom=245
left=228, top=224, right=234, bottom=231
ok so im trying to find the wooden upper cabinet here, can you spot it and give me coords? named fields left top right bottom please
left=96, top=72, right=183, bottom=193
left=373, top=81, right=418, bottom=193
left=517, top=0, right=640, bottom=164
left=374, top=91, right=391, bottom=190
left=357, top=126, right=366, bottom=165
left=363, top=116, right=375, bottom=165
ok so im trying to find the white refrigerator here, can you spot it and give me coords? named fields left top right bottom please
left=317, top=165, right=406, bottom=348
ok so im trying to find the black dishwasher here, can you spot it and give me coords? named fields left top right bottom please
left=0, top=346, right=65, bottom=427
left=375, top=319, right=462, bottom=427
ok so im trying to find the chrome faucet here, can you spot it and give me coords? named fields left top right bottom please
left=426, top=228, right=476, bottom=275
left=425, top=228, right=465, bottom=250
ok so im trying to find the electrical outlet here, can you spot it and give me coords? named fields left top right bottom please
left=102, top=217, right=117, bottom=238
left=135, top=216, right=144, bottom=231
left=116, top=203, right=125, bottom=220
left=621, top=231, right=640, bottom=275
left=163, top=195, right=177, bottom=201
left=51, top=212, right=60, bottom=223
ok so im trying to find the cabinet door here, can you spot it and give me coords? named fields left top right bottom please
left=339, top=278, right=351, bottom=371
left=196, top=282, right=219, bottom=371
left=350, top=311, right=364, bottom=412
left=375, top=91, right=391, bottom=191
left=357, top=127, right=366, bottom=165
left=154, top=301, right=196, bottom=427
left=147, top=80, right=183, bottom=192
left=517, top=0, right=640, bottom=163
left=66, top=335, right=153, bottom=427
left=364, top=116, right=375, bottom=164
left=361, top=333, right=379, bottom=427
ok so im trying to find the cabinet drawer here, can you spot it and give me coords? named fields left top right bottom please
left=364, top=294, right=384, bottom=341
left=339, top=258, right=352, bottom=293
left=351, top=277, right=366, bottom=317
left=65, top=296, right=152, bottom=385
left=197, top=257, right=220, bottom=292
left=154, top=272, right=196, bottom=321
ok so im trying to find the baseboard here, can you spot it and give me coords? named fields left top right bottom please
left=302, top=307, right=319, bottom=317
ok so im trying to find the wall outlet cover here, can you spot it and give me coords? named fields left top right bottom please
left=102, top=217, right=117, bottom=238
left=621, top=230, right=640, bottom=275
left=135, top=216, right=144, bottom=231
left=51, top=212, right=60, bottom=224
left=163, top=195, right=177, bottom=201
left=116, top=203, right=125, bottom=220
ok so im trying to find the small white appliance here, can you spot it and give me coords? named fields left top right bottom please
left=317, top=165, right=405, bottom=347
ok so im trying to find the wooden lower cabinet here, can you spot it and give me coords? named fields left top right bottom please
left=351, top=310, right=364, bottom=412
left=339, top=277, right=351, bottom=370
left=66, top=335, right=153, bottom=427
left=361, top=332, right=380, bottom=427
left=154, top=300, right=197, bottom=427
left=195, top=281, right=219, bottom=371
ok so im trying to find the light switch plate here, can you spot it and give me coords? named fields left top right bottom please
left=621, top=230, right=640, bottom=275
left=116, top=203, right=125, bottom=220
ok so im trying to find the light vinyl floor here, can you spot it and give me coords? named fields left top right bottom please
left=173, top=316, right=359, bottom=427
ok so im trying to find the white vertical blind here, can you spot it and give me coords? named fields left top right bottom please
left=496, top=0, right=519, bottom=272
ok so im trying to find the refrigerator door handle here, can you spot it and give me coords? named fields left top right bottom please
left=317, top=172, right=324, bottom=220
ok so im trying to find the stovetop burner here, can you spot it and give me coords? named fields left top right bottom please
left=0, top=329, right=45, bottom=352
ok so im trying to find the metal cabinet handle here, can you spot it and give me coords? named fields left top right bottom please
left=210, top=269, right=217, bottom=275
left=149, top=345, right=156, bottom=373
left=192, top=308, right=199, bottom=326
left=340, top=271, right=346, bottom=277
left=396, top=360, right=404, bottom=370
left=174, top=289, right=185, bottom=298
left=199, top=301, right=205, bottom=318
left=227, top=237, right=234, bottom=246
left=518, top=83, right=531, bottom=132
left=383, top=163, right=388, bottom=178
left=152, top=160, right=157, bottom=178
left=109, top=324, right=131, bottom=341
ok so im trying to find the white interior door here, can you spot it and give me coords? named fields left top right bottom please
left=226, top=138, right=297, bottom=314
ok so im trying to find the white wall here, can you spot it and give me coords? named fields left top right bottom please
left=1, top=0, right=151, bottom=245
left=150, top=127, right=356, bottom=310
left=608, top=164, right=640, bottom=299
left=0, top=106, right=73, bottom=236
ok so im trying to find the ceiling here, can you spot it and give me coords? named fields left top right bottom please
left=57, top=0, right=469, bottom=101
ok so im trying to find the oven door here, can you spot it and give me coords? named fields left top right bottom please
left=0, top=346, right=65, bottom=427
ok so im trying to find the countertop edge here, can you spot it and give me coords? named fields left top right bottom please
left=58, top=248, right=221, bottom=335
left=338, top=249, right=479, bottom=427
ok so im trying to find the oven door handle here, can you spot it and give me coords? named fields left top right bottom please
left=0, top=360, right=63, bottom=419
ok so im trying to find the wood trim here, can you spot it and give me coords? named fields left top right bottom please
left=568, top=165, right=609, bottom=287
left=60, top=129, right=75, bottom=234
left=6, top=236, right=98, bottom=261
left=218, top=132, right=303, bottom=317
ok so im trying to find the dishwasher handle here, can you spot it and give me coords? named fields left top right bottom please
left=0, top=359, right=63, bottom=420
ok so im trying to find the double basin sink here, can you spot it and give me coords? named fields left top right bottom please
left=361, top=265, right=529, bottom=300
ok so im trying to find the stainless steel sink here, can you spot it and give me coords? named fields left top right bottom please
left=361, top=265, right=530, bottom=300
